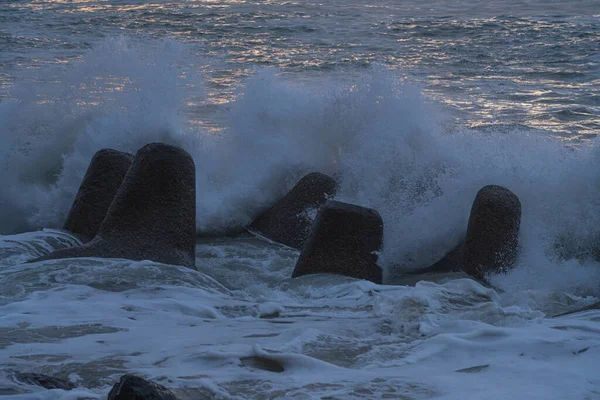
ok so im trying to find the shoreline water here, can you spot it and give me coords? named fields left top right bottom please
left=1, top=1, right=599, bottom=398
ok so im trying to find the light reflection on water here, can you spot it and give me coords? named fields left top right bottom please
left=0, top=0, right=598, bottom=140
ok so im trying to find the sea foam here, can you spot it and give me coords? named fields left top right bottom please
left=2, top=37, right=600, bottom=299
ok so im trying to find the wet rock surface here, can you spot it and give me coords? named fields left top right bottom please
left=107, top=374, right=179, bottom=400
left=292, top=200, right=383, bottom=284
left=240, top=356, right=285, bottom=373
left=249, top=172, right=337, bottom=249
left=462, top=185, right=521, bottom=279
left=31, top=143, right=196, bottom=268
left=14, top=372, right=76, bottom=391
left=63, top=149, right=134, bottom=242
left=409, top=185, right=521, bottom=281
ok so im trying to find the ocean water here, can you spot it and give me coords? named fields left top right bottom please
left=1, top=0, right=600, bottom=398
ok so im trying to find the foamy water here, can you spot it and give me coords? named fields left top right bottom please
left=1, top=0, right=600, bottom=398
left=1, top=234, right=599, bottom=399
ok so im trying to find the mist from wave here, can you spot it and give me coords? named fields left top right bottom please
left=1, top=37, right=600, bottom=301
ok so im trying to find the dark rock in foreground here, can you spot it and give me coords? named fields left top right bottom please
left=14, top=372, right=75, bottom=391
left=462, top=185, right=521, bottom=279
left=31, top=143, right=196, bottom=268
left=107, top=375, right=179, bottom=400
left=292, top=200, right=383, bottom=284
left=249, top=172, right=337, bottom=249
left=63, top=149, right=134, bottom=242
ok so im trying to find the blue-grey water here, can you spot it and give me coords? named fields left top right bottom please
left=1, top=1, right=600, bottom=399
left=1, top=0, right=599, bottom=137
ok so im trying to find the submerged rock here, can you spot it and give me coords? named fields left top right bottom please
left=31, top=143, right=196, bottom=268
left=240, top=356, right=285, bottom=373
left=63, top=149, right=134, bottom=242
left=107, top=375, right=179, bottom=400
left=292, top=200, right=383, bottom=284
left=552, top=301, right=600, bottom=317
left=462, top=185, right=521, bottom=279
left=249, top=172, right=337, bottom=249
left=14, top=372, right=75, bottom=391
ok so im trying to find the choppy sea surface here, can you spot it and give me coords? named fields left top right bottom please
left=1, top=1, right=600, bottom=398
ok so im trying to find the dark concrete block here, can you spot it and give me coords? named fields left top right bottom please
left=249, top=172, right=337, bottom=249
left=292, top=200, right=383, bottom=284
